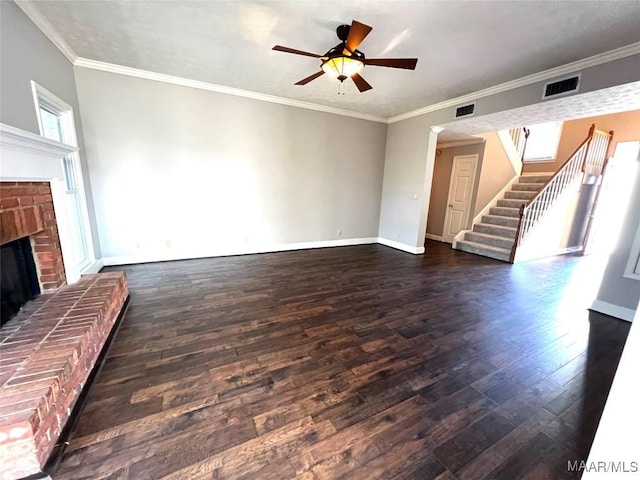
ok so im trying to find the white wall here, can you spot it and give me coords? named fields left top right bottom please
left=592, top=152, right=640, bottom=321
left=74, top=67, right=387, bottom=263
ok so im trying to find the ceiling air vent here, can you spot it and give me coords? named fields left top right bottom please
left=543, top=75, right=580, bottom=99
left=455, top=102, right=476, bottom=119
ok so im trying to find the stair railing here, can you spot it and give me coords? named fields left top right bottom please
left=510, top=124, right=613, bottom=261
left=509, top=127, right=531, bottom=163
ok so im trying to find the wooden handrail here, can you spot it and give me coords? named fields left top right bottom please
left=509, top=123, right=613, bottom=261
left=525, top=136, right=591, bottom=206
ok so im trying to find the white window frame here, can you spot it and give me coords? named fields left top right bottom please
left=31, top=81, right=96, bottom=274
left=523, top=121, right=563, bottom=163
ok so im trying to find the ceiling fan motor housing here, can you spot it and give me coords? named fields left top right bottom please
left=336, top=24, right=351, bottom=41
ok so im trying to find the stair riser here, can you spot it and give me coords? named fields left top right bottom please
left=490, top=207, right=521, bottom=218
left=497, top=199, right=526, bottom=208
left=504, top=191, right=535, bottom=200
left=456, top=241, right=511, bottom=262
left=512, top=184, right=543, bottom=192
left=474, top=224, right=516, bottom=239
left=519, top=175, right=551, bottom=184
left=465, top=232, right=514, bottom=249
left=482, top=215, right=519, bottom=228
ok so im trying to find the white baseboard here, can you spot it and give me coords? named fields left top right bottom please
left=377, top=237, right=425, bottom=254
left=101, top=237, right=379, bottom=266
left=590, top=299, right=636, bottom=322
left=425, top=233, right=444, bottom=242
left=81, top=258, right=104, bottom=274
left=514, top=245, right=583, bottom=263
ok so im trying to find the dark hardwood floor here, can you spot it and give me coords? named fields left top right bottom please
left=52, top=241, right=630, bottom=479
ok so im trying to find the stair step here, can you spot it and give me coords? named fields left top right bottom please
left=512, top=183, right=544, bottom=192
left=455, top=240, right=511, bottom=262
left=482, top=215, right=520, bottom=228
left=497, top=198, right=527, bottom=209
left=474, top=223, right=517, bottom=239
left=518, top=175, right=552, bottom=184
left=490, top=206, right=521, bottom=218
left=504, top=190, right=536, bottom=200
left=465, top=232, right=515, bottom=249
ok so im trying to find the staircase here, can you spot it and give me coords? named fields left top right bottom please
left=456, top=174, right=552, bottom=261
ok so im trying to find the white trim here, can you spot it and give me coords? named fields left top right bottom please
left=0, top=123, right=77, bottom=160
left=624, top=224, right=640, bottom=280
left=14, top=0, right=78, bottom=63
left=425, top=234, right=444, bottom=242
left=513, top=245, right=583, bottom=263
left=14, top=0, right=640, bottom=125
left=73, top=58, right=387, bottom=124
left=102, top=238, right=379, bottom=266
left=81, top=258, right=104, bottom=275
left=377, top=237, right=425, bottom=255
left=589, top=299, right=636, bottom=322
left=387, top=42, right=640, bottom=123
left=437, top=138, right=485, bottom=149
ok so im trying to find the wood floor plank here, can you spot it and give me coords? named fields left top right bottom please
left=50, top=242, right=629, bottom=479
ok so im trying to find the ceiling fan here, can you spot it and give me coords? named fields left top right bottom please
left=272, top=20, right=418, bottom=92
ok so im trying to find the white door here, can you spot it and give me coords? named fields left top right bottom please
left=443, top=155, right=478, bottom=243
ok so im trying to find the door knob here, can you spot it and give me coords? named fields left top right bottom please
left=448, top=204, right=453, bottom=207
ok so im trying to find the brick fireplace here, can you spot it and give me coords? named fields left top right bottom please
left=0, top=181, right=66, bottom=291
left=0, top=123, right=129, bottom=479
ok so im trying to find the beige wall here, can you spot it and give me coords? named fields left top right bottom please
left=473, top=132, right=516, bottom=216
left=74, top=67, right=387, bottom=262
left=426, top=143, right=485, bottom=237
left=523, top=109, right=640, bottom=173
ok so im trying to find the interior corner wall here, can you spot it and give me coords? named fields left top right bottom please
left=427, top=142, right=485, bottom=237
left=73, top=67, right=387, bottom=262
left=0, top=1, right=101, bottom=257
left=473, top=132, right=516, bottom=216
left=377, top=53, right=640, bottom=255
left=593, top=156, right=640, bottom=318
left=523, top=109, right=640, bottom=174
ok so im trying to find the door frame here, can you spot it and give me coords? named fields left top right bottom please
left=442, top=154, right=478, bottom=243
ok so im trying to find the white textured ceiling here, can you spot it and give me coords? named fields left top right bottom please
left=27, top=0, right=640, bottom=118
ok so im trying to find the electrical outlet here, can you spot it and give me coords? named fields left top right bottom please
left=165, top=239, right=172, bottom=248
left=337, top=229, right=342, bottom=237
left=135, top=242, right=141, bottom=250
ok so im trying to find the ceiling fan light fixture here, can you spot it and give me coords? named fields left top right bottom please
left=321, top=56, right=364, bottom=80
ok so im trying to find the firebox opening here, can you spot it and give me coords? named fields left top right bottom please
left=1, top=236, right=41, bottom=325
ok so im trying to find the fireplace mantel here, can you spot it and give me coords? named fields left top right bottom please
left=1, top=122, right=83, bottom=284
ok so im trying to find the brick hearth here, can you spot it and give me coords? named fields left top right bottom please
left=0, top=182, right=66, bottom=290
left=0, top=272, right=128, bottom=479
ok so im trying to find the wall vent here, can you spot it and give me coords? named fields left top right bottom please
left=543, top=75, right=581, bottom=99
left=455, top=102, right=476, bottom=118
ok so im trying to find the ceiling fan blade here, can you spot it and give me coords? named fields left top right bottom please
left=365, top=58, right=418, bottom=70
left=295, top=71, right=325, bottom=85
left=344, top=20, right=373, bottom=54
left=351, top=73, right=373, bottom=92
left=272, top=45, right=322, bottom=58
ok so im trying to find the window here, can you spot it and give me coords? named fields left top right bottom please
left=31, top=81, right=94, bottom=277
left=523, top=121, right=563, bottom=162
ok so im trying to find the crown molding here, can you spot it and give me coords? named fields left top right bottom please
left=14, top=0, right=78, bottom=63
left=13, top=0, right=640, bottom=126
left=387, top=42, right=640, bottom=124
left=73, top=58, right=388, bottom=124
